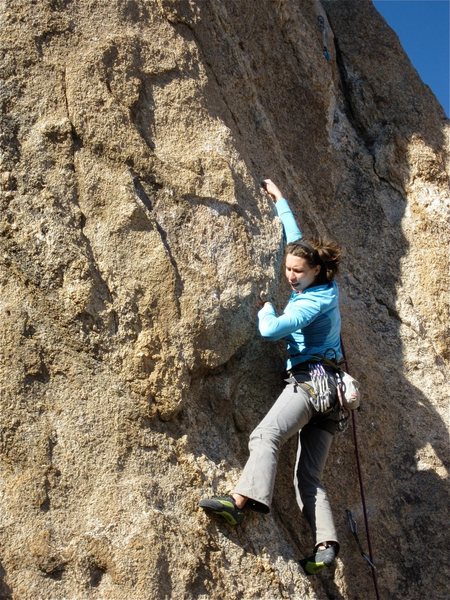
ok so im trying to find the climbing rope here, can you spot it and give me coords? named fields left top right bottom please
left=341, top=338, right=381, bottom=600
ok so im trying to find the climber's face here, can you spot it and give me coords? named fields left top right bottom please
left=285, top=254, right=320, bottom=293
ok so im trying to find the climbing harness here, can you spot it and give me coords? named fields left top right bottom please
left=300, top=351, right=359, bottom=424
left=289, top=351, right=356, bottom=431
left=341, top=339, right=380, bottom=600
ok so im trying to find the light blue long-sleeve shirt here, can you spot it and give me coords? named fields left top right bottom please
left=274, top=197, right=303, bottom=243
left=258, top=198, right=342, bottom=370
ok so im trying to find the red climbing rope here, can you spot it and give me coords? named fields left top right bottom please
left=341, top=338, right=381, bottom=600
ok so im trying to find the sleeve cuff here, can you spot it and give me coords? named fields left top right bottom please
left=258, top=302, right=275, bottom=319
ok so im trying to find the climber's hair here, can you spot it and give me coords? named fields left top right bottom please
left=286, top=237, right=342, bottom=284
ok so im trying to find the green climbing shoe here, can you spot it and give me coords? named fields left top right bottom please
left=300, top=544, right=338, bottom=575
left=199, top=495, right=245, bottom=526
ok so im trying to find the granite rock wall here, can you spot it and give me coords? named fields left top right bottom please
left=1, top=1, right=448, bottom=598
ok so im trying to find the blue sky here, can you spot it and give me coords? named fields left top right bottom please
left=373, top=0, right=450, bottom=117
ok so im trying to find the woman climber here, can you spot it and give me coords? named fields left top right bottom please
left=199, top=179, right=344, bottom=575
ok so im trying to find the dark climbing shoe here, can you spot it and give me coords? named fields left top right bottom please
left=199, top=495, right=245, bottom=526
left=300, top=543, right=338, bottom=575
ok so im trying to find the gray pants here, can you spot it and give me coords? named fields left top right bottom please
left=234, top=375, right=339, bottom=547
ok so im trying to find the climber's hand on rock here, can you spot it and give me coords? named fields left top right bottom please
left=257, top=290, right=271, bottom=309
left=260, top=179, right=283, bottom=201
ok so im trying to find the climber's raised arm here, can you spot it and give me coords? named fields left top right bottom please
left=261, top=178, right=302, bottom=244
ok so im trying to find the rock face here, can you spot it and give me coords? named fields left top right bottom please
left=1, top=0, right=448, bottom=598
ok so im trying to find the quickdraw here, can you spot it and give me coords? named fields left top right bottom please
left=308, top=362, right=333, bottom=412
left=317, top=15, right=331, bottom=62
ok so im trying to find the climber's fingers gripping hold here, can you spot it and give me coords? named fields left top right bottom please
left=260, top=178, right=283, bottom=201
left=256, top=290, right=272, bottom=309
